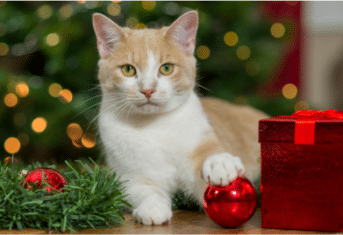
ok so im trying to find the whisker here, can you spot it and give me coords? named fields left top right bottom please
left=72, top=95, right=125, bottom=119
left=117, top=102, right=131, bottom=118
left=195, top=82, right=213, bottom=93
left=83, top=99, right=128, bottom=134
left=72, top=102, right=101, bottom=120
left=86, top=84, right=103, bottom=92
left=73, top=94, right=103, bottom=108
left=126, top=103, right=134, bottom=122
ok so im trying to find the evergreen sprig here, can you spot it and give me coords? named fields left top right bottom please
left=0, top=158, right=130, bottom=233
left=172, top=190, right=203, bottom=212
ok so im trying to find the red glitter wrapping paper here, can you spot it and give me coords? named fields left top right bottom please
left=259, top=110, right=343, bottom=232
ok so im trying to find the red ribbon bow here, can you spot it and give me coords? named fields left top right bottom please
left=276, top=110, right=343, bottom=145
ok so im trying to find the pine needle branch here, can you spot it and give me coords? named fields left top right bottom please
left=0, top=158, right=130, bottom=233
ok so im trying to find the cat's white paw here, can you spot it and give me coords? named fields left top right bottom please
left=202, top=153, right=245, bottom=186
left=133, top=201, right=172, bottom=225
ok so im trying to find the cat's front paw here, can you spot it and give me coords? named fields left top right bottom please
left=202, top=153, right=245, bottom=186
left=133, top=201, right=172, bottom=225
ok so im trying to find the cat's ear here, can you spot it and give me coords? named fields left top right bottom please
left=92, top=13, right=125, bottom=58
left=165, top=10, right=198, bottom=56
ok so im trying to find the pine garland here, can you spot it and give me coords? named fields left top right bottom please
left=0, top=157, right=262, bottom=233
left=0, top=158, right=130, bottom=233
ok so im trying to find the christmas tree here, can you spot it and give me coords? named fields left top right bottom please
left=0, top=1, right=299, bottom=164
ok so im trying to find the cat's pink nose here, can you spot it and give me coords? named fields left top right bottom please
left=140, top=89, right=155, bottom=99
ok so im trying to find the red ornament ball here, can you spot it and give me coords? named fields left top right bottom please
left=23, top=168, right=68, bottom=192
left=203, top=177, right=257, bottom=228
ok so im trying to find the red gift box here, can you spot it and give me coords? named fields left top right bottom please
left=259, top=110, right=343, bottom=232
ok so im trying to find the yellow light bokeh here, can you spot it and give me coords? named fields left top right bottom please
left=135, top=23, right=146, bottom=29
left=49, top=83, right=63, bottom=97
left=196, top=45, right=210, bottom=60
left=4, top=93, right=18, bottom=107
left=126, top=17, right=139, bottom=28
left=271, top=23, right=286, bottom=38
left=0, top=42, right=9, bottom=56
left=32, top=117, right=47, bottom=133
left=59, top=4, right=73, bottom=19
left=82, top=133, right=96, bottom=148
left=4, top=137, right=21, bottom=154
left=142, top=1, right=156, bottom=10
left=237, top=45, right=251, bottom=60
left=46, top=33, right=60, bottom=47
left=59, top=89, right=73, bottom=103
left=295, top=100, right=310, bottom=111
left=107, top=2, right=121, bottom=16
left=15, top=82, right=29, bottom=97
left=245, top=61, right=260, bottom=76
left=224, top=32, right=239, bottom=47
left=37, top=4, right=53, bottom=20
left=78, top=0, right=86, bottom=4
left=282, top=83, right=298, bottom=99
left=66, top=123, right=83, bottom=141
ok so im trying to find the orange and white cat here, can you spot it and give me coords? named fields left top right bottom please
left=93, top=10, right=268, bottom=225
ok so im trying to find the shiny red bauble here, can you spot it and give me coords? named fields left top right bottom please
left=203, top=177, right=257, bottom=228
left=23, top=168, right=68, bottom=192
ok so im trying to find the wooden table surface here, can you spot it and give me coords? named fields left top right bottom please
left=0, top=209, right=334, bottom=234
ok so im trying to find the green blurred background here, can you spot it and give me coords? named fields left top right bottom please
left=0, top=1, right=301, bottom=164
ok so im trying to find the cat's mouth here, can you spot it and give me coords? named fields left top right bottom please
left=135, top=100, right=164, bottom=113
left=137, top=100, right=159, bottom=107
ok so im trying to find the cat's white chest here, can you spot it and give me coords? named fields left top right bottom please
left=99, top=92, right=209, bottom=171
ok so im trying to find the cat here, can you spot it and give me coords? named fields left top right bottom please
left=92, top=10, right=268, bottom=226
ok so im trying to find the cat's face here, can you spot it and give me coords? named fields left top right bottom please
left=93, top=11, right=198, bottom=114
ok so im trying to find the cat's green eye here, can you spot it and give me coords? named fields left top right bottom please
left=159, top=63, right=174, bottom=75
left=121, top=65, right=136, bottom=77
